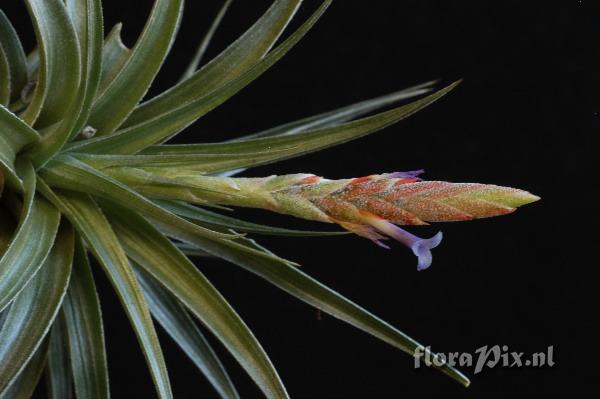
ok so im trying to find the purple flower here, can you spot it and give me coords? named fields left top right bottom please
left=386, top=170, right=425, bottom=179
left=364, top=216, right=443, bottom=271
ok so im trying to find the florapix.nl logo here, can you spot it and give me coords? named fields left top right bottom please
left=414, top=345, right=555, bottom=374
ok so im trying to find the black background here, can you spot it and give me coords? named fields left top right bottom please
left=3, top=0, right=590, bottom=398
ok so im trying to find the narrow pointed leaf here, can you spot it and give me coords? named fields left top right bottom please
left=179, top=0, right=233, bottom=83
left=0, top=106, right=40, bottom=188
left=64, top=0, right=104, bottom=138
left=46, top=315, right=73, bottom=399
left=228, top=238, right=468, bottom=385
left=88, top=0, right=184, bottom=136
left=62, top=237, right=109, bottom=399
left=137, top=269, right=240, bottom=399
left=66, top=1, right=332, bottom=155
left=65, top=0, right=104, bottom=141
left=70, top=147, right=298, bottom=171
left=0, top=161, right=60, bottom=313
left=0, top=209, right=14, bottom=257
left=0, top=340, right=48, bottom=399
left=36, top=186, right=172, bottom=399
left=31, top=0, right=103, bottom=167
left=21, top=0, right=81, bottom=127
left=40, top=155, right=236, bottom=241
left=157, top=200, right=346, bottom=237
left=137, top=82, right=459, bottom=175
left=103, top=203, right=289, bottom=399
left=97, top=23, right=131, bottom=98
left=0, top=10, right=28, bottom=103
left=150, top=209, right=470, bottom=386
left=0, top=225, right=73, bottom=393
left=124, top=0, right=301, bottom=129
left=232, top=81, right=435, bottom=141
left=0, top=45, right=10, bottom=106
left=175, top=243, right=213, bottom=258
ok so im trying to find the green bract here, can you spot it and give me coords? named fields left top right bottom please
left=0, top=1, right=487, bottom=397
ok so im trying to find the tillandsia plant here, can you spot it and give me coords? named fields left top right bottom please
left=0, top=0, right=539, bottom=398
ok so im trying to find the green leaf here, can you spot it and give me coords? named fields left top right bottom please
left=21, top=0, right=81, bottom=127
left=108, top=197, right=469, bottom=385
left=97, top=23, right=131, bottom=98
left=0, top=106, right=40, bottom=188
left=0, top=208, right=14, bottom=257
left=136, top=268, right=240, bottom=399
left=74, top=82, right=446, bottom=178
left=46, top=315, right=74, bottom=399
left=25, top=48, right=39, bottom=82
left=175, top=243, right=213, bottom=258
left=0, top=45, right=10, bottom=106
left=62, top=237, right=109, bottom=399
left=125, top=0, right=300, bottom=128
left=65, top=0, right=332, bottom=155
left=69, top=80, right=432, bottom=176
left=103, top=203, right=289, bottom=399
left=0, top=10, right=28, bottom=103
left=0, top=161, right=60, bottom=313
left=157, top=200, right=347, bottom=237
left=70, top=147, right=297, bottom=171
left=64, top=0, right=104, bottom=138
left=191, top=241, right=472, bottom=387
left=40, top=155, right=237, bottom=241
left=56, top=164, right=296, bottom=266
left=36, top=185, right=172, bottom=399
left=178, top=0, right=233, bottom=83
left=0, top=224, right=73, bottom=393
left=137, top=82, right=460, bottom=175
left=231, top=81, right=435, bottom=141
left=64, top=0, right=104, bottom=142
left=0, top=340, right=48, bottom=399
left=88, top=0, right=184, bottom=136
left=30, top=0, right=104, bottom=167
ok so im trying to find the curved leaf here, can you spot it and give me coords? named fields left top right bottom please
left=36, top=185, right=172, bottom=399
left=124, top=0, right=301, bottom=128
left=62, top=237, right=109, bottom=399
left=0, top=340, right=48, bottom=399
left=65, top=0, right=332, bottom=155
left=65, top=0, right=103, bottom=140
left=187, top=241, right=472, bottom=387
left=0, top=209, right=14, bottom=257
left=88, top=0, right=184, bottom=136
left=179, top=0, right=233, bottom=83
left=40, top=155, right=237, bottom=241
left=31, top=0, right=104, bottom=167
left=104, top=203, right=289, bottom=399
left=0, top=224, right=73, bottom=393
left=46, top=315, right=73, bottom=399
left=140, top=201, right=470, bottom=387
left=0, top=161, right=60, bottom=313
left=97, top=23, right=131, bottom=98
left=231, top=81, right=435, bottom=141
left=0, top=106, right=40, bottom=188
left=0, top=45, right=9, bottom=106
left=21, top=0, right=81, bottom=127
left=157, top=200, right=346, bottom=237
left=0, top=10, right=28, bottom=103
left=70, top=147, right=298, bottom=171
left=137, top=269, right=240, bottom=399
left=137, top=82, right=459, bottom=175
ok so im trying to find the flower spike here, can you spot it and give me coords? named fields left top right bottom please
left=102, top=168, right=540, bottom=270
